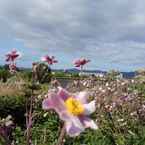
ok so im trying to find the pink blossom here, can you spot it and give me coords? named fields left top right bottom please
left=5, top=49, right=20, bottom=62
left=41, top=55, right=58, bottom=65
left=73, top=58, right=90, bottom=68
left=5, top=49, right=21, bottom=73
left=42, top=87, right=98, bottom=137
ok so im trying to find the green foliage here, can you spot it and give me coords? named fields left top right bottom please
left=52, top=72, right=80, bottom=79
left=18, top=70, right=32, bottom=82
left=0, top=95, right=26, bottom=114
left=13, top=127, right=25, bottom=145
left=53, top=71, right=68, bottom=78
left=8, top=102, right=145, bottom=145
left=0, top=68, right=11, bottom=82
left=0, top=95, right=26, bottom=126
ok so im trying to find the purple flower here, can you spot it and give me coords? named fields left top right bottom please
left=42, top=87, right=98, bottom=137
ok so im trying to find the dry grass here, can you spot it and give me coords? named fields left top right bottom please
left=0, top=82, right=25, bottom=96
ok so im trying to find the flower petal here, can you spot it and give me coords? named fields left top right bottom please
left=79, top=116, right=98, bottom=130
left=42, top=90, right=73, bottom=122
left=57, top=87, right=70, bottom=101
left=42, top=92, right=58, bottom=110
left=42, top=91, right=67, bottom=118
left=84, top=100, right=96, bottom=115
left=65, top=116, right=84, bottom=137
left=76, top=91, right=88, bottom=103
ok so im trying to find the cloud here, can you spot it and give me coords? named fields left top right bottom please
left=0, top=0, right=145, bottom=70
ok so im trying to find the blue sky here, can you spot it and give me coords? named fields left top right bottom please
left=0, top=0, right=145, bottom=71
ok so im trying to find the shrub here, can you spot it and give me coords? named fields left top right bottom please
left=0, top=95, right=26, bottom=127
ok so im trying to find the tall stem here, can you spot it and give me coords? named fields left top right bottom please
left=80, top=65, right=83, bottom=76
left=26, top=94, right=33, bottom=145
left=56, top=124, right=66, bottom=145
left=26, top=68, right=35, bottom=145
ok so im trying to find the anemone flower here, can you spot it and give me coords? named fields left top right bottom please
left=41, top=55, right=58, bottom=65
left=73, top=58, right=90, bottom=74
left=5, top=49, right=21, bottom=62
left=5, top=49, right=21, bottom=73
left=42, top=87, right=98, bottom=137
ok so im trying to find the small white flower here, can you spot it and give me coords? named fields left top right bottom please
left=5, top=120, right=13, bottom=126
left=117, top=118, right=124, bottom=122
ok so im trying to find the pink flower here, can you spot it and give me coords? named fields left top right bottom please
left=42, top=87, right=98, bottom=137
left=5, top=49, right=21, bottom=73
left=5, top=49, right=21, bottom=62
left=73, top=58, right=90, bottom=68
left=41, top=55, right=58, bottom=65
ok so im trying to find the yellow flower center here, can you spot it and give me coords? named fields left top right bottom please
left=65, top=97, right=84, bottom=116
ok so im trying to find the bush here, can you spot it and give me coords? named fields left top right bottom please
left=0, top=95, right=26, bottom=127
left=0, top=69, right=11, bottom=82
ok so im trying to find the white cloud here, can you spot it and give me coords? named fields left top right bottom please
left=0, top=0, right=145, bottom=70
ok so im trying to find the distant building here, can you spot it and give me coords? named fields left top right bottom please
left=79, top=72, right=105, bottom=77
left=116, top=73, right=123, bottom=79
left=95, top=73, right=105, bottom=78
